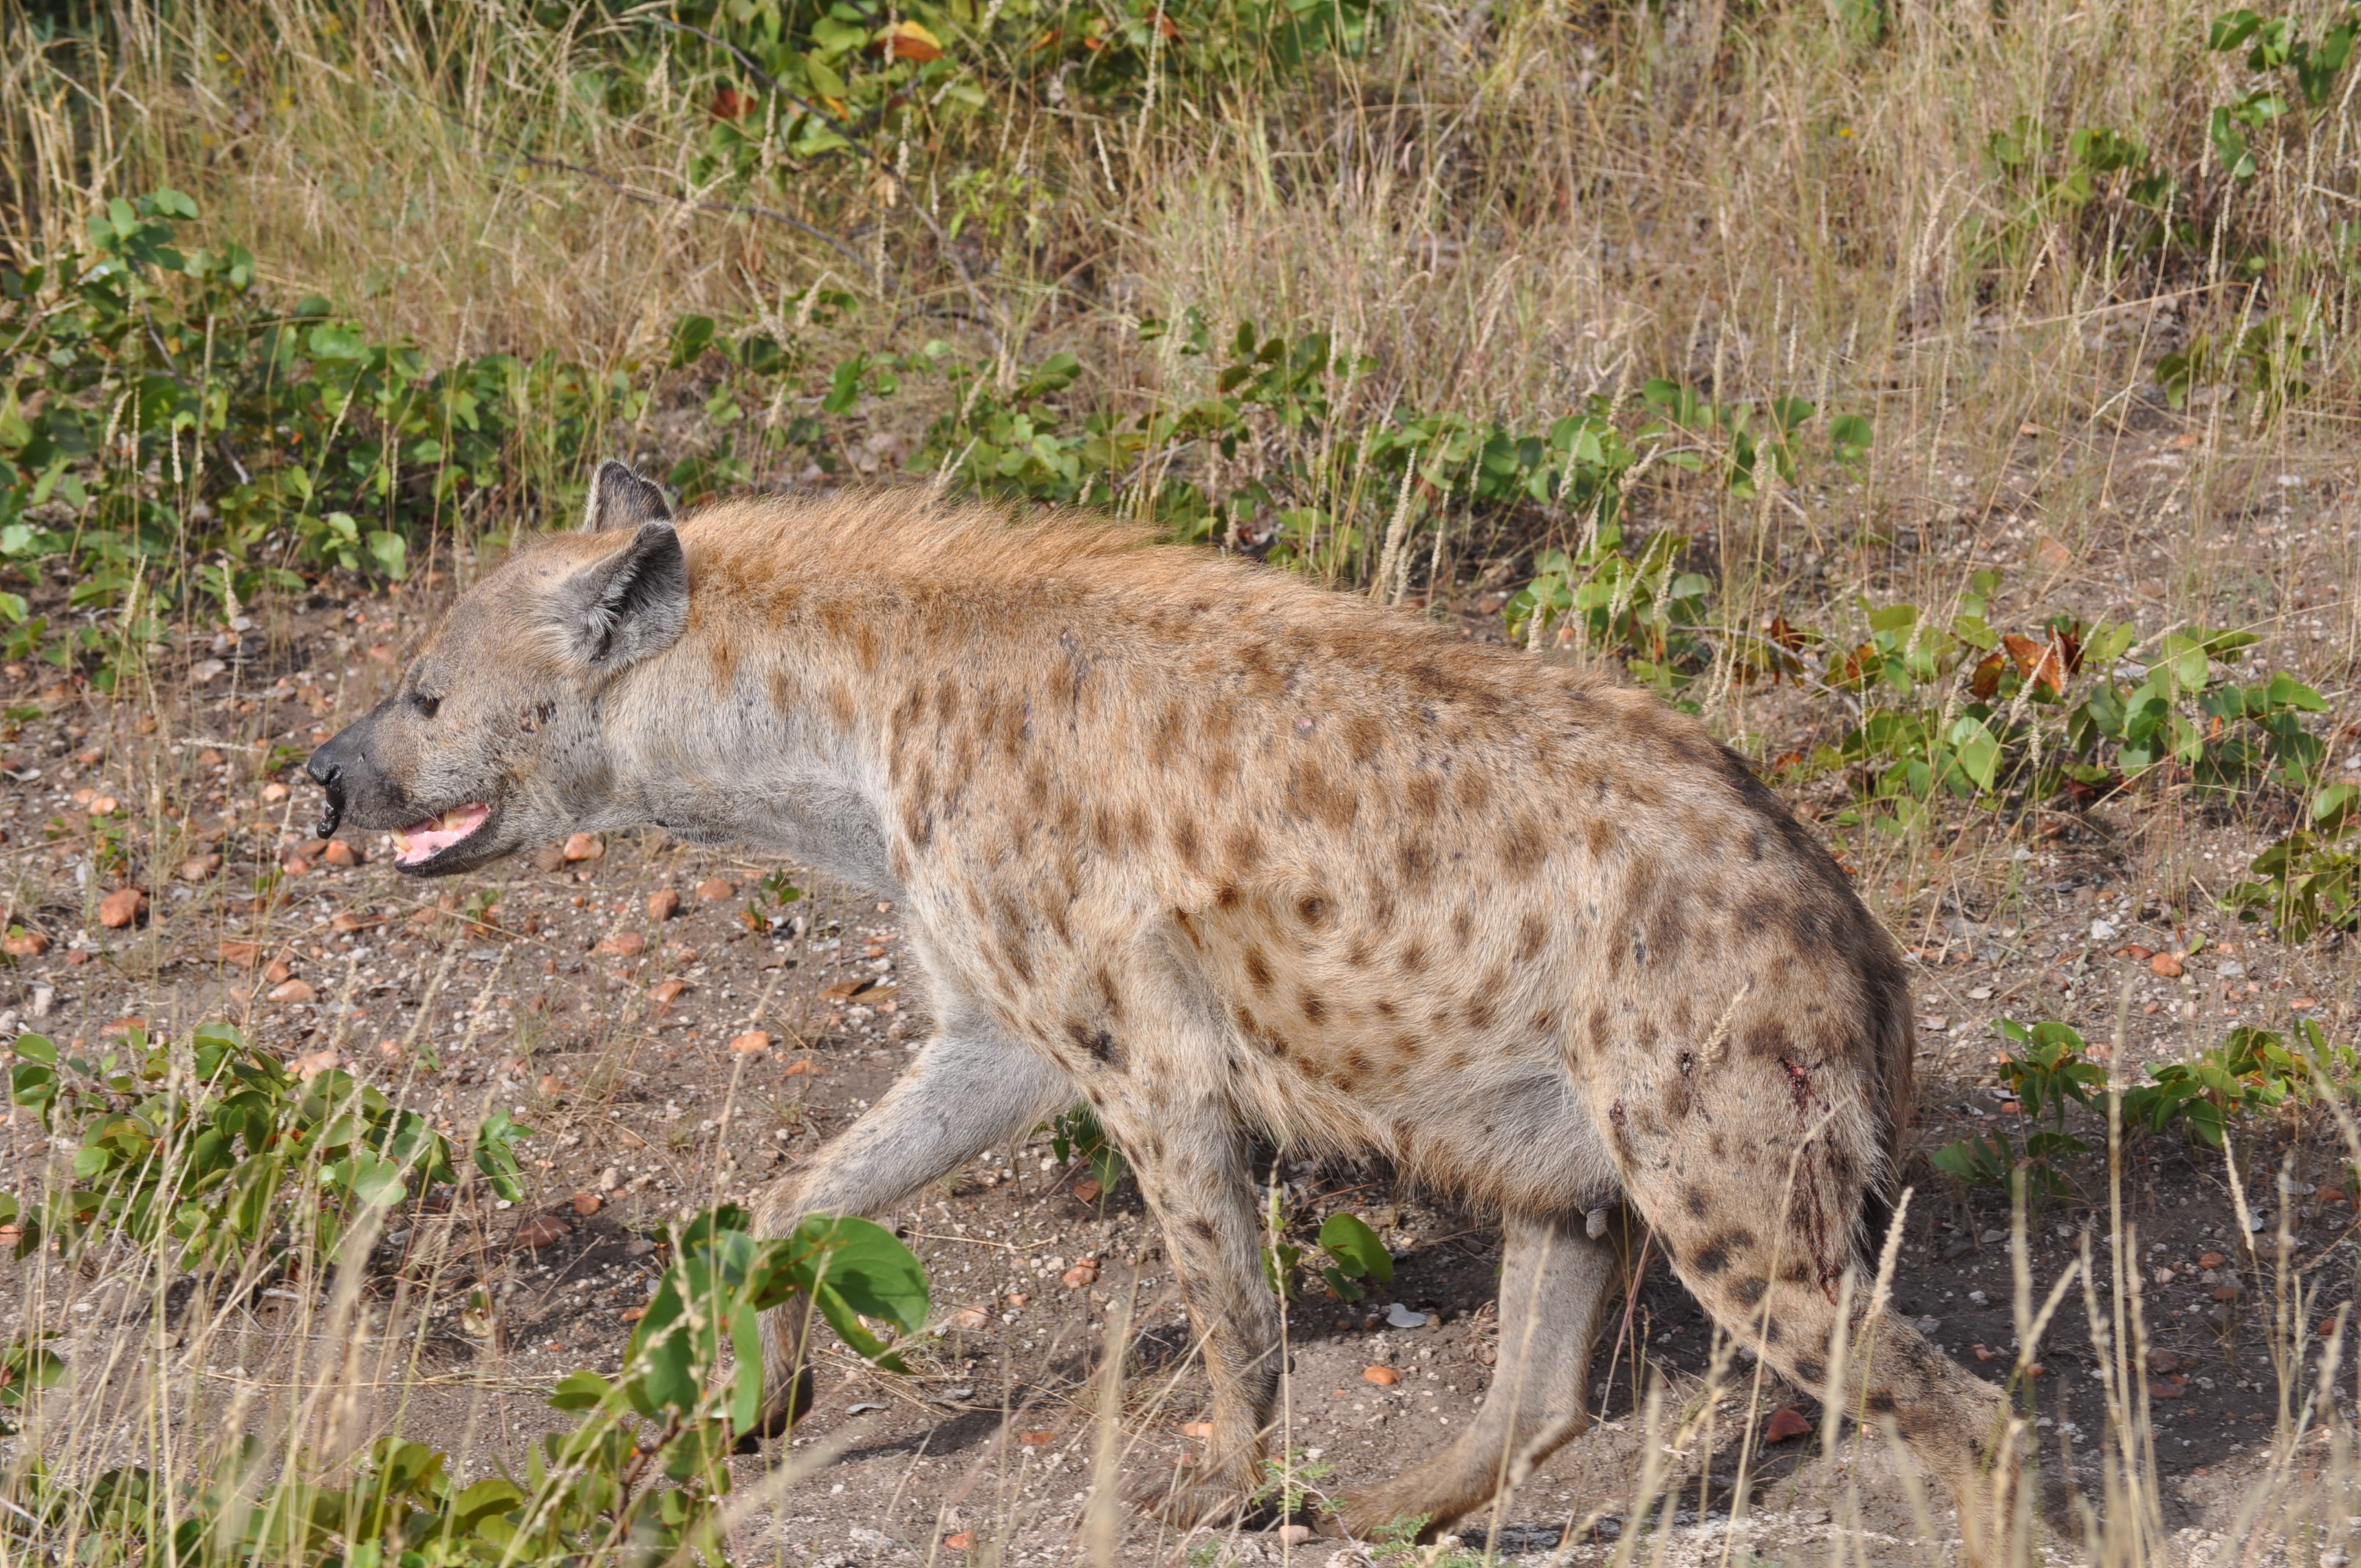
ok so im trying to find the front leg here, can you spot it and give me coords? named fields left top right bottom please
left=749, top=1006, right=1071, bottom=1437
left=1095, top=1092, right=1281, bottom=1529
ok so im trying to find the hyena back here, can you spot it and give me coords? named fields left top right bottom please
left=308, top=464, right=2055, bottom=1552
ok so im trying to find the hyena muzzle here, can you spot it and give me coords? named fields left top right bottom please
left=308, top=461, right=2071, bottom=1556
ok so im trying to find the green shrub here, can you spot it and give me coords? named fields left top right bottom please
left=1, top=1023, right=529, bottom=1268
left=0, top=1205, right=929, bottom=1568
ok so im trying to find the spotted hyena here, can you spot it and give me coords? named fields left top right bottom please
left=308, top=462, right=2064, bottom=1553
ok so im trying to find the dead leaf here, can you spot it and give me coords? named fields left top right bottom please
left=2198, top=1251, right=2226, bottom=1268
left=944, top=1533, right=973, bottom=1552
left=571, top=1191, right=602, bottom=1216
left=879, top=19, right=943, bottom=60
left=595, top=931, right=647, bottom=958
left=950, top=1305, right=989, bottom=1330
left=515, top=1215, right=570, bottom=1249
left=217, top=940, right=261, bottom=967
left=1968, top=651, right=2006, bottom=701
left=2001, top=633, right=2067, bottom=697
left=100, top=1017, right=147, bottom=1039
left=264, top=958, right=293, bottom=984
left=1061, top=1260, right=1099, bottom=1289
left=1018, top=1430, right=1055, bottom=1445
left=321, top=841, right=360, bottom=868
left=177, top=854, right=223, bottom=882
left=621, top=1305, right=647, bottom=1323
left=2151, top=952, right=2186, bottom=978
left=1363, top=1365, right=1399, bottom=1386
left=329, top=910, right=377, bottom=934
left=268, top=979, right=318, bottom=1004
left=650, top=979, right=688, bottom=1006
left=711, top=86, right=750, bottom=120
left=98, top=887, right=147, bottom=929
left=1764, top=1406, right=1812, bottom=1442
left=2114, top=944, right=2155, bottom=959
left=532, top=843, right=567, bottom=873
left=291, top=1048, right=338, bottom=1080
left=3, top=931, right=50, bottom=958
left=2033, top=535, right=2074, bottom=573
left=2168, top=431, right=2203, bottom=450
left=1179, top=1420, right=1215, bottom=1437
left=783, top=1057, right=822, bottom=1076
left=822, top=980, right=866, bottom=1001
left=730, top=1031, right=772, bottom=1055
left=1071, top=1177, right=1102, bottom=1204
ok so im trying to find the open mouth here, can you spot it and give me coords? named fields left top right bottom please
left=393, top=802, right=493, bottom=867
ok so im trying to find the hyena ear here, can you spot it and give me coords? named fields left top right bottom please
left=554, top=520, right=689, bottom=669
left=582, top=460, right=672, bottom=533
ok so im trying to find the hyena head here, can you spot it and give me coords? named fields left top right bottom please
left=305, top=461, right=689, bottom=876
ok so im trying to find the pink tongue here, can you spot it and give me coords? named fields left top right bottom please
left=394, top=803, right=490, bottom=865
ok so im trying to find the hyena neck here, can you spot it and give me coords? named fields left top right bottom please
left=599, top=646, right=901, bottom=896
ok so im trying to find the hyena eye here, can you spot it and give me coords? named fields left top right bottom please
left=410, top=691, right=441, bottom=719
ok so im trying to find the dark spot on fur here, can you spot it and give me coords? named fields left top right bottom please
left=1244, top=951, right=1274, bottom=992
left=1733, top=1276, right=1768, bottom=1307
left=1299, top=990, right=1327, bottom=1023
left=1515, top=913, right=1548, bottom=963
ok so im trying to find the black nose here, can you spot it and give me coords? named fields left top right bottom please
left=307, top=731, right=350, bottom=839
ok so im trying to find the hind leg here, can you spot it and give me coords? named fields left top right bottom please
left=1639, top=1192, right=2050, bottom=1564
left=1338, top=1213, right=1621, bottom=1539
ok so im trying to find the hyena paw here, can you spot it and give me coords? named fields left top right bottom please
left=1126, top=1452, right=1265, bottom=1530
left=1333, top=1483, right=1456, bottom=1543
left=731, top=1363, right=816, bottom=1454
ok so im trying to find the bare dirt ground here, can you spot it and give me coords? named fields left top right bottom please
left=1, top=431, right=2357, bottom=1564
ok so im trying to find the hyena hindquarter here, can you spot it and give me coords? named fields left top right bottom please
left=308, top=462, right=2061, bottom=1551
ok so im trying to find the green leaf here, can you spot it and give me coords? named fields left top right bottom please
left=449, top=1477, right=525, bottom=1533
left=365, top=531, right=407, bottom=581
left=1947, top=716, right=2003, bottom=791
left=1316, top=1212, right=1395, bottom=1284
left=799, top=1216, right=929, bottom=1337
left=548, top=1369, right=623, bottom=1412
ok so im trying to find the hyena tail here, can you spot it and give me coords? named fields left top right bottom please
left=1856, top=946, right=1919, bottom=1269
